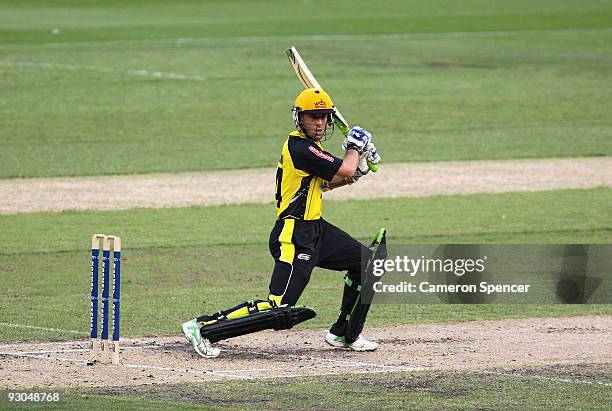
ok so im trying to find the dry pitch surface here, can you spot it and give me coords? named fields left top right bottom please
left=1, top=157, right=610, bottom=214
left=1, top=316, right=610, bottom=388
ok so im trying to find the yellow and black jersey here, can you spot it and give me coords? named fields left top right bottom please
left=275, top=131, right=343, bottom=220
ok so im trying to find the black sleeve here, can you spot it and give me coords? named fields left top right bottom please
left=289, top=138, right=343, bottom=181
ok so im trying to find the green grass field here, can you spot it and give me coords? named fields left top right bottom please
left=1, top=189, right=610, bottom=341
left=1, top=1, right=611, bottom=177
left=1, top=1, right=610, bottom=409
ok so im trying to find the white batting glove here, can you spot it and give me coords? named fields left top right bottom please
left=342, top=126, right=372, bottom=155
left=352, top=157, right=370, bottom=182
left=366, top=144, right=381, bottom=165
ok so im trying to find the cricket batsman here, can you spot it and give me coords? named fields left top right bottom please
left=182, top=87, right=382, bottom=357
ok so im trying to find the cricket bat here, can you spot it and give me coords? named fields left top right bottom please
left=286, top=47, right=378, bottom=172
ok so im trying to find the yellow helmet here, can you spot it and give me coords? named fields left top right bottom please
left=292, top=88, right=336, bottom=139
left=293, top=88, right=334, bottom=113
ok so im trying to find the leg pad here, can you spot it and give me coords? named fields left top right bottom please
left=201, top=306, right=316, bottom=343
left=345, top=228, right=387, bottom=344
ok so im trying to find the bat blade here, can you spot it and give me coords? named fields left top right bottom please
left=286, top=47, right=349, bottom=133
left=286, top=47, right=320, bottom=89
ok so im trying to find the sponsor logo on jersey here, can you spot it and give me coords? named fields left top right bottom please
left=308, top=145, right=334, bottom=162
left=297, top=253, right=311, bottom=261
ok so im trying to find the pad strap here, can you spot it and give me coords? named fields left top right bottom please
left=201, top=306, right=316, bottom=343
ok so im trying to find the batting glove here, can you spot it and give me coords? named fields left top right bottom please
left=366, top=144, right=381, bottom=165
left=342, top=126, right=372, bottom=155
left=352, top=157, right=370, bottom=182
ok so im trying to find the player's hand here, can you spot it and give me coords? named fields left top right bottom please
left=342, top=126, right=372, bottom=155
left=353, top=157, right=370, bottom=181
left=365, top=143, right=381, bottom=165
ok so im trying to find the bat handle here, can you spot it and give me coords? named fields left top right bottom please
left=367, top=160, right=379, bottom=172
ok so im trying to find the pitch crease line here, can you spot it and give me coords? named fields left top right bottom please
left=0, top=322, right=84, bottom=335
left=0, top=351, right=89, bottom=364
left=2, top=344, right=175, bottom=355
left=0, top=350, right=252, bottom=380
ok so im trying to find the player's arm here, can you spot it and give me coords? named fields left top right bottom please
left=290, top=126, right=376, bottom=187
left=323, top=150, right=358, bottom=190
left=323, top=177, right=354, bottom=190
left=329, top=149, right=359, bottom=182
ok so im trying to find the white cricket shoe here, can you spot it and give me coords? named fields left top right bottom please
left=325, top=332, right=378, bottom=352
left=181, top=319, right=220, bottom=358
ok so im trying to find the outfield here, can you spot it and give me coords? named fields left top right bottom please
left=1, top=0, right=611, bottom=409
left=1, top=1, right=611, bottom=178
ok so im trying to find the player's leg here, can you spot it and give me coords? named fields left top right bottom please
left=317, top=220, right=385, bottom=351
left=268, top=219, right=319, bottom=306
left=316, top=220, right=366, bottom=340
left=196, top=299, right=278, bottom=327
left=181, top=219, right=319, bottom=357
left=200, top=219, right=319, bottom=343
left=182, top=287, right=282, bottom=357
left=182, top=296, right=316, bottom=357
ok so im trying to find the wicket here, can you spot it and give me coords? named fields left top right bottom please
left=89, top=234, right=121, bottom=365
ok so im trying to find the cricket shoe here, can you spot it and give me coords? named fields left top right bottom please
left=325, top=332, right=378, bottom=352
left=181, top=319, right=220, bottom=358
